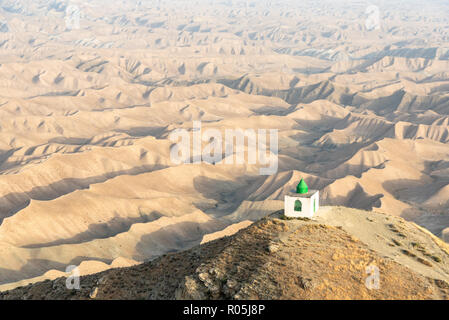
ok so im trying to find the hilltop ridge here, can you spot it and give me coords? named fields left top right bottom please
left=1, top=206, right=448, bottom=300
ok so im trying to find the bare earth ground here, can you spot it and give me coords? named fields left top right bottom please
left=1, top=207, right=449, bottom=300
left=0, top=0, right=448, bottom=290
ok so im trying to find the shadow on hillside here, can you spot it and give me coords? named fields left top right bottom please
left=192, top=175, right=265, bottom=215
left=133, top=219, right=227, bottom=262
left=382, top=178, right=443, bottom=204
left=0, top=164, right=167, bottom=225
left=22, top=211, right=164, bottom=249
left=0, top=255, right=111, bottom=286
left=321, top=183, right=383, bottom=210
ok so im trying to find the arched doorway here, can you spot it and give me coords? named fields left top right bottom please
left=294, top=200, right=302, bottom=212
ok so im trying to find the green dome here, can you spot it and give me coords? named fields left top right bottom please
left=296, top=179, right=308, bottom=194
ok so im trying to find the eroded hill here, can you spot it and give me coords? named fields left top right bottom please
left=1, top=207, right=448, bottom=300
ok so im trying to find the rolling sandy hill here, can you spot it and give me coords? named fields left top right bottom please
left=0, top=0, right=448, bottom=291
left=1, top=207, right=449, bottom=300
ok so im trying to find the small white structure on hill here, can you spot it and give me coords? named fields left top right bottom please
left=284, top=179, right=319, bottom=218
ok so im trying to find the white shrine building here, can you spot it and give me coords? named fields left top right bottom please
left=284, top=179, right=319, bottom=218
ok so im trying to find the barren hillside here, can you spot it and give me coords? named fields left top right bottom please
left=1, top=207, right=449, bottom=300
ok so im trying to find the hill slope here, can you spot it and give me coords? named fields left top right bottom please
left=1, top=206, right=449, bottom=300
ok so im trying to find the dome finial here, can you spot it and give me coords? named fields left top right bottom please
left=296, top=179, right=308, bottom=194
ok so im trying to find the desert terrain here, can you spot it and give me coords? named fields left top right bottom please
left=0, top=0, right=448, bottom=292
left=2, top=207, right=449, bottom=300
